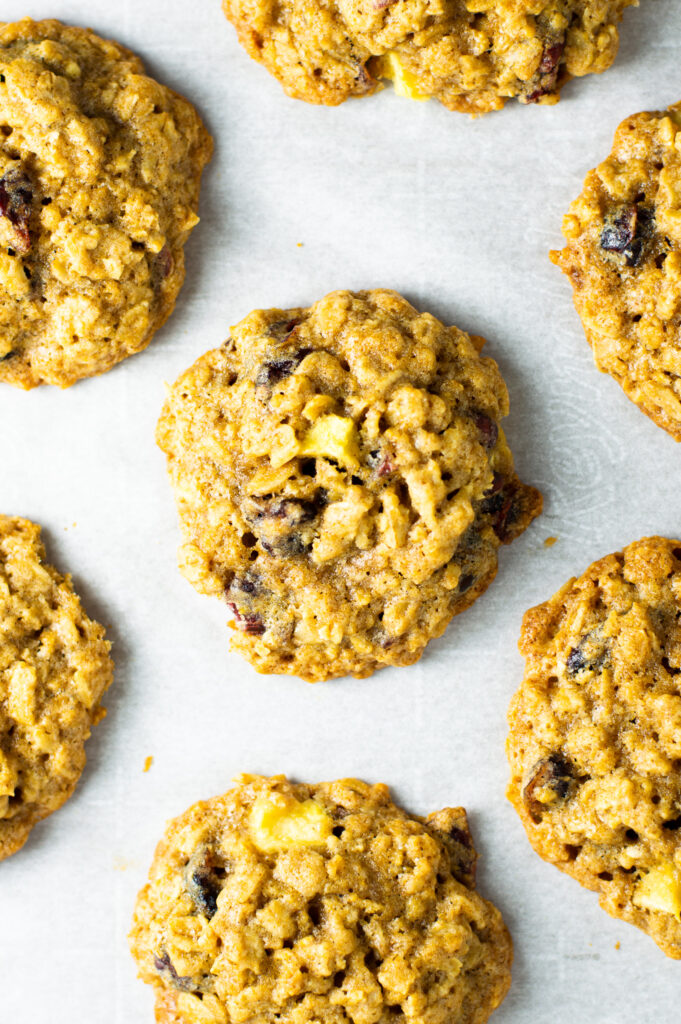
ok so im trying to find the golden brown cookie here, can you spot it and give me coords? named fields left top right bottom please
left=0, top=515, right=113, bottom=859
left=130, top=774, right=513, bottom=1024
left=0, top=18, right=212, bottom=388
left=222, top=0, right=636, bottom=113
left=507, top=537, right=681, bottom=958
left=157, top=289, right=542, bottom=681
left=552, top=101, right=681, bottom=440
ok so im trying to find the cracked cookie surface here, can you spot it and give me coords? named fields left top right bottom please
left=0, top=18, right=212, bottom=388
left=507, top=537, right=681, bottom=958
left=157, top=289, right=541, bottom=681
left=552, top=101, right=681, bottom=440
left=222, top=0, right=636, bottom=113
left=130, top=774, right=512, bottom=1024
left=0, top=515, right=113, bottom=859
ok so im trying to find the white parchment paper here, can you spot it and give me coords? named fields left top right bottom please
left=0, top=1, right=679, bottom=1021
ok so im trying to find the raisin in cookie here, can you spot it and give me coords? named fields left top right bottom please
left=130, top=774, right=512, bottom=1024
left=222, top=0, right=636, bottom=113
left=551, top=101, right=681, bottom=440
left=0, top=18, right=212, bottom=389
left=0, top=515, right=113, bottom=859
left=507, top=537, right=681, bottom=958
left=157, top=289, right=541, bottom=681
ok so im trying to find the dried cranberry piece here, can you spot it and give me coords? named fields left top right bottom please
left=601, top=204, right=655, bottom=267
left=449, top=825, right=471, bottom=846
left=481, top=485, right=513, bottom=540
left=230, top=573, right=260, bottom=596
left=353, top=63, right=375, bottom=93
left=484, top=473, right=504, bottom=497
left=524, top=39, right=565, bottom=102
left=0, top=167, right=33, bottom=253
left=184, top=847, right=227, bottom=918
left=255, top=348, right=311, bottom=387
left=227, top=602, right=265, bottom=634
left=267, top=318, right=300, bottom=339
left=457, top=572, right=475, bottom=594
left=428, top=809, right=477, bottom=888
left=566, top=646, right=587, bottom=675
left=153, top=952, right=194, bottom=992
left=247, top=495, right=324, bottom=556
left=523, top=755, right=577, bottom=823
left=155, top=244, right=174, bottom=280
left=539, top=42, right=564, bottom=74
left=368, top=450, right=394, bottom=477
left=472, top=411, right=498, bottom=449
left=601, top=205, right=637, bottom=253
left=566, top=633, right=608, bottom=676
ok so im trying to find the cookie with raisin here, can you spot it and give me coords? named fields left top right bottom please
left=0, top=18, right=212, bottom=388
left=130, top=774, right=512, bottom=1024
left=0, top=515, right=113, bottom=859
left=507, top=537, right=681, bottom=958
left=157, top=289, right=541, bottom=681
left=552, top=101, right=681, bottom=440
left=222, top=0, right=635, bottom=113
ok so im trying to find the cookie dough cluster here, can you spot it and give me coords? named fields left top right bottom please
left=0, top=515, right=113, bottom=860
left=157, top=289, right=541, bottom=680
left=222, top=0, right=636, bottom=114
left=553, top=102, right=681, bottom=440
left=507, top=538, right=681, bottom=959
left=130, top=774, right=512, bottom=1024
left=0, top=18, right=212, bottom=388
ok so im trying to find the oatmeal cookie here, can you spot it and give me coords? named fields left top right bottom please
left=222, top=0, right=636, bottom=113
left=551, top=101, right=681, bottom=440
left=157, top=289, right=541, bottom=681
left=0, top=18, right=212, bottom=389
left=507, top=537, right=681, bottom=958
left=0, top=515, right=113, bottom=859
left=130, top=774, right=513, bottom=1024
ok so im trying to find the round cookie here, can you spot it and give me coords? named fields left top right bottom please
left=130, top=774, right=513, bottom=1024
left=0, top=18, right=212, bottom=389
left=157, top=289, right=541, bottom=681
left=222, top=0, right=635, bottom=113
left=0, top=515, right=113, bottom=859
left=552, top=101, right=681, bottom=441
left=507, top=537, right=681, bottom=958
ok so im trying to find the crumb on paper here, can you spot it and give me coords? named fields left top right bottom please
left=544, top=536, right=558, bottom=548
left=297, top=242, right=303, bottom=247
left=143, top=755, right=154, bottom=773
left=615, top=941, right=620, bottom=950
left=114, top=856, right=130, bottom=871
